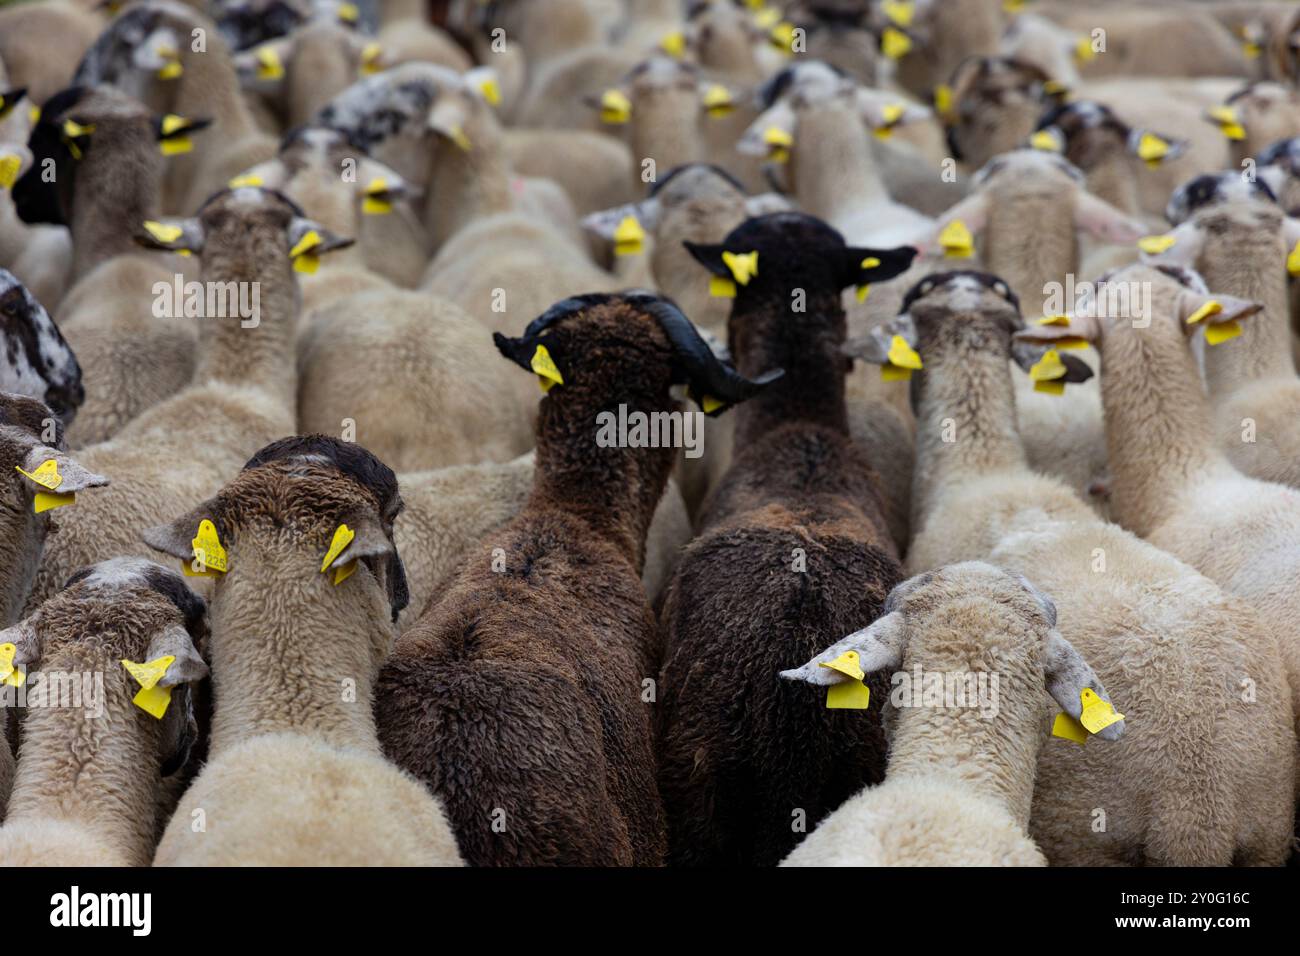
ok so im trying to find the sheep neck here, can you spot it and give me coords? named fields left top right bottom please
left=0, top=198, right=29, bottom=264
left=530, top=395, right=675, bottom=569
left=728, top=290, right=850, bottom=445
left=0, top=507, right=43, bottom=626
left=192, top=242, right=299, bottom=408
left=6, top=649, right=163, bottom=866
left=630, top=92, right=701, bottom=184
left=283, top=171, right=368, bottom=271
left=171, top=42, right=256, bottom=140
left=287, top=31, right=356, bottom=128
left=1196, top=228, right=1296, bottom=391
left=1085, top=151, right=1143, bottom=217
left=1098, top=319, right=1230, bottom=538
left=885, top=658, right=1042, bottom=827
left=69, top=126, right=162, bottom=279
left=206, top=545, right=388, bottom=755
left=912, top=341, right=1029, bottom=522
left=983, top=192, right=1079, bottom=314
left=424, top=118, right=514, bottom=249
left=792, top=102, right=887, bottom=226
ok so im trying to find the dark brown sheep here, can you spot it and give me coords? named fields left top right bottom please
left=656, top=212, right=915, bottom=866
left=374, top=291, right=779, bottom=866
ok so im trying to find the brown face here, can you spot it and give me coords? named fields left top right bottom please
left=197, top=188, right=302, bottom=258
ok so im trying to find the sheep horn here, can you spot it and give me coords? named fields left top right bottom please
left=639, top=297, right=783, bottom=411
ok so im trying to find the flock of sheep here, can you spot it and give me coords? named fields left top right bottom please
left=0, top=0, right=1299, bottom=868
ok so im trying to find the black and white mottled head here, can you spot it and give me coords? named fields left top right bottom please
left=74, top=2, right=200, bottom=88
left=314, top=62, right=459, bottom=150
left=0, top=270, right=84, bottom=424
left=1165, top=171, right=1278, bottom=226
left=1034, top=99, right=1186, bottom=171
left=212, top=0, right=311, bottom=50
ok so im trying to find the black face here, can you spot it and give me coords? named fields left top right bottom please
left=901, top=270, right=1020, bottom=314
left=1167, top=174, right=1278, bottom=224
left=216, top=1, right=305, bottom=51
left=12, top=86, right=89, bottom=226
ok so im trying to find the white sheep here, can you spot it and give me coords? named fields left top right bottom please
left=781, top=562, right=1125, bottom=866
left=852, top=270, right=1296, bottom=864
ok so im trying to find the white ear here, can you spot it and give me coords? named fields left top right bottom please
left=581, top=199, right=660, bottom=239
left=146, top=624, right=208, bottom=688
left=1284, top=215, right=1300, bottom=249
left=1074, top=191, right=1147, bottom=245
left=357, top=158, right=421, bottom=204
left=779, top=611, right=907, bottom=685
left=18, top=444, right=109, bottom=494
left=463, top=66, right=500, bottom=106
left=857, top=89, right=931, bottom=130
left=1042, top=629, right=1124, bottom=741
left=229, top=159, right=286, bottom=191
left=744, top=192, right=794, bottom=216
left=1139, top=219, right=1205, bottom=268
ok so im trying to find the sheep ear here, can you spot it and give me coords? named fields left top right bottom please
left=1010, top=338, right=1096, bottom=383
left=227, top=160, right=286, bottom=190
left=287, top=217, right=355, bottom=257
left=1012, top=312, right=1101, bottom=348
left=147, top=623, right=209, bottom=688
left=1043, top=629, right=1125, bottom=742
left=857, top=90, right=930, bottom=134
left=1074, top=191, right=1146, bottom=245
left=0, top=615, right=42, bottom=673
left=683, top=241, right=731, bottom=278
left=142, top=500, right=223, bottom=564
left=582, top=199, right=660, bottom=240
left=1177, top=290, right=1263, bottom=335
left=1125, top=128, right=1186, bottom=165
left=233, top=39, right=291, bottom=89
left=134, top=217, right=204, bottom=255
left=840, top=245, right=917, bottom=290
left=16, top=443, right=110, bottom=497
left=842, top=314, right=917, bottom=365
left=743, top=192, right=793, bottom=216
left=464, top=66, right=501, bottom=107
left=779, top=611, right=907, bottom=686
left=326, top=512, right=410, bottom=622
left=357, top=159, right=420, bottom=209
left=1139, top=220, right=1204, bottom=268
left=154, top=114, right=213, bottom=147
left=737, top=101, right=796, bottom=158
left=922, top=193, right=989, bottom=255
left=427, top=95, right=472, bottom=149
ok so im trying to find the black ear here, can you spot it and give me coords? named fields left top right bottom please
left=684, top=241, right=730, bottom=277
left=12, top=122, right=70, bottom=226
left=841, top=245, right=917, bottom=289
left=493, top=331, right=539, bottom=374
left=155, top=114, right=214, bottom=142
left=0, top=87, right=27, bottom=121
left=1059, top=352, right=1095, bottom=384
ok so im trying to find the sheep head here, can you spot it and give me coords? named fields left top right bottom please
left=1032, top=100, right=1185, bottom=174
left=1, top=557, right=208, bottom=776
left=493, top=292, right=781, bottom=418
left=1208, top=82, right=1300, bottom=160
left=781, top=561, right=1126, bottom=743
left=0, top=391, right=108, bottom=517
left=940, top=55, right=1064, bottom=167
left=143, top=435, right=410, bottom=628
left=0, top=272, right=83, bottom=425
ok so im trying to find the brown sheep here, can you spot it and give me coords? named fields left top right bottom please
left=375, top=291, right=779, bottom=866
left=656, top=212, right=915, bottom=866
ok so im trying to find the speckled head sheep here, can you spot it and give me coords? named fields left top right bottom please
left=1144, top=170, right=1300, bottom=488
left=941, top=56, right=1063, bottom=169
left=781, top=563, right=1124, bottom=867
left=656, top=212, right=914, bottom=867
left=143, top=435, right=462, bottom=866
left=376, top=291, right=779, bottom=867
left=0, top=558, right=208, bottom=865
left=0, top=270, right=83, bottom=425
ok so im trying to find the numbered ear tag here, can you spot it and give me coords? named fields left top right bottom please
left=190, top=519, right=228, bottom=574
left=290, top=229, right=323, bottom=273
left=1078, top=688, right=1124, bottom=734
left=121, top=655, right=176, bottom=719
left=0, top=642, right=25, bottom=689
left=16, top=458, right=63, bottom=490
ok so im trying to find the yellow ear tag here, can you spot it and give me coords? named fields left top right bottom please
left=228, top=173, right=264, bottom=188
left=34, top=491, right=75, bottom=514
left=1244, top=41, right=1262, bottom=59
left=1204, top=320, right=1242, bottom=346
left=819, top=650, right=865, bottom=680
left=709, top=276, right=737, bottom=298
left=1030, top=129, right=1062, bottom=152
left=160, top=135, right=193, bottom=156
left=881, top=27, right=912, bottom=60
left=934, top=84, right=954, bottom=121
left=0, top=154, right=20, bottom=190
left=158, top=59, right=183, bottom=80
left=763, top=125, right=793, bottom=163
left=0, top=642, right=25, bottom=689
left=363, top=177, right=393, bottom=215
left=873, top=104, right=905, bottom=139
left=1289, top=240, right=1300, bottom=277
left=191, top=519, right=228, bottom=574
left=1185, top=299, right=1222, bottom=325
left=1208, top=106, right=1245, bottom=141
left=702, top=84, right=735, bottom=118
left=530, top=343, right=564, bottom=393
left=599, top=89, right=631, bottom=125
left=939, top=219, right=974, bottom=258
left=338, top=1, right=360, bottom=22
left=1038, top=314, right=1070, bottom=326
left=28, top=105, right=41, bottom=125
left=820, top=650, right=871, bottom=709
left=1136, top=132, right=1169, bottom=169
left=700, top=394, right=724, bottom=414
left=1078, top=687, right=1123, bottom=734
left=1003, top=0, right=1026, bottom=12
left=722, top=250, right=759, bottom=285
left=613, top=215, right=645, bottom=256
left=256, top=46, right=284, bottom=80
left=856, top=256, right=881, bottom=302
left=478, top=76, right=502, bottom=106
left=1042, top=79, right=1070, bottom=98
left=1055, top=336, right=1089, bottom=350
left=660, top=31, right=686, bottom=59
left=143, top=219, right=184, bottom=244
left=1137, top=234, right=1176, bottom=255
left=887, top=334, right=923, bottom=370
left=1051, top=711, right=1088, bottom=744
left=447, top=126, right=472, bottom=151
left=770, top=21, right=797, bottom=55
left=322, top=524, right=355, bottom=573
left=334, top=559, right=358, bottom=585
left=360, top=42, right=383, bottom=75
left=1073, top=36, right=1096, bottom=63
left=121, top=655, right=176, bottom=719
left=15, top=458, right=63, bottom=490
left=880, top=364, right=912, bottom=382
left=1030, top=348, right=1067, bottom=395
left=881, top=0, right=914, bottom=27
left=62, top=120, right=94, bottom=159
left=290, top=230, right=323, bottom=273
